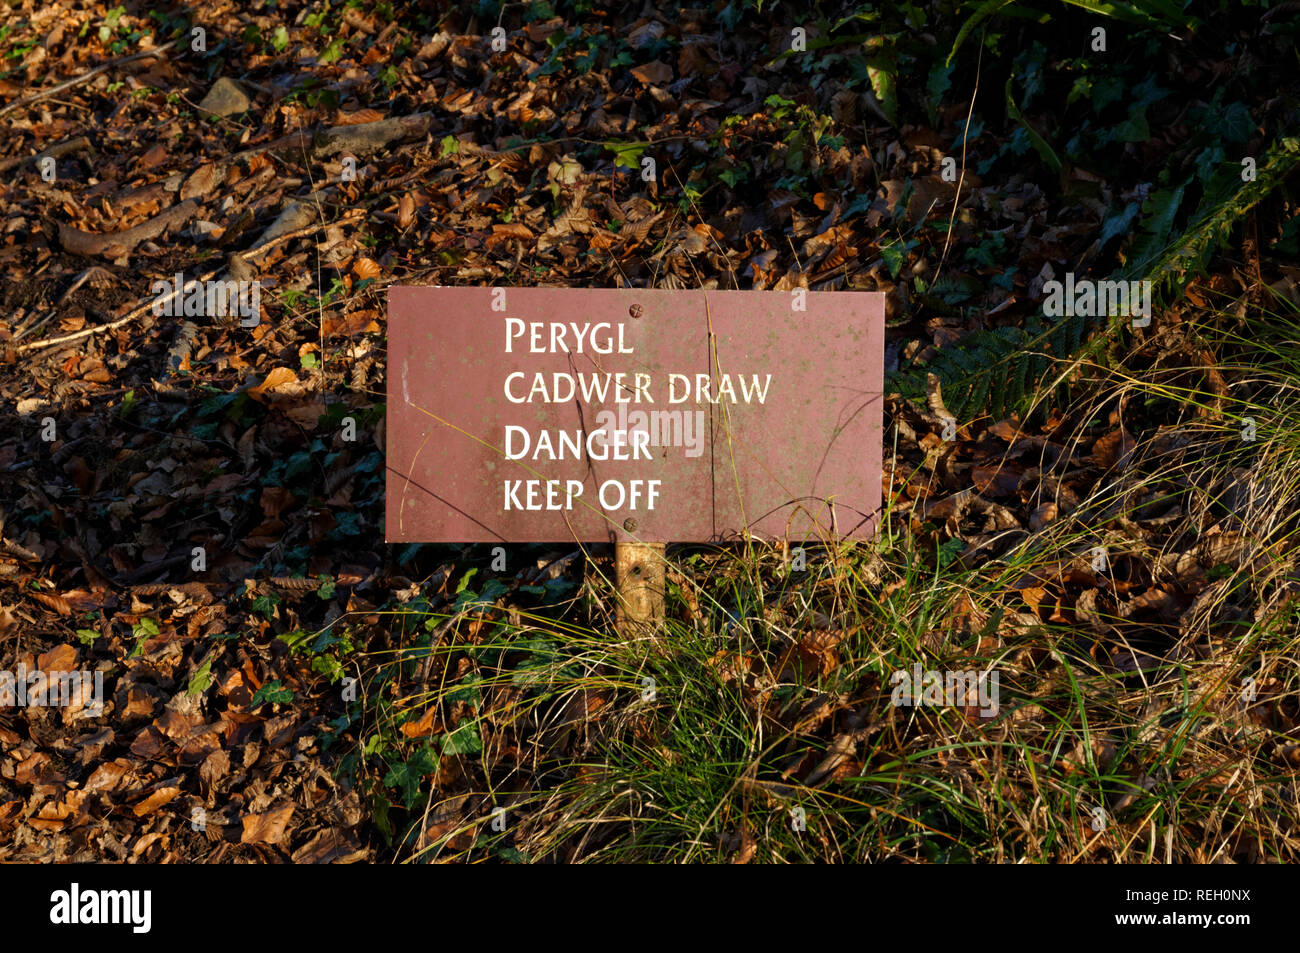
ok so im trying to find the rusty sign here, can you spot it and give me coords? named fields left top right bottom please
left=386, top=287, right=884, bottom=543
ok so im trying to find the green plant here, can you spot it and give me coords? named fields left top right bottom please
left=187, top=659, right=214, bottom=695
left=947, top=0, right=1198, bottom=68
left=894, top=136, right=1300, bottom=424
left=130, top=617, right=159, bottom=658
left=251, top=680, right=294, bottom=707
left=278, top=619, right=356, bottom=684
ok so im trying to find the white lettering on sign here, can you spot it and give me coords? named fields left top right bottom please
left=504, top=479, right=585, bottom=510
left=666, top=373, right=772, bottom=404
left=502, top=478, right=661, bottom=512
left=493, top=303, right=777, bottom=528
left=504, top=425, right=651, bottom=461
left=503, top=371, right=654, bottom=404
left=504, top=318, right=635, bottom=354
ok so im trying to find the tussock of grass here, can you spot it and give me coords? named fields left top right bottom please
left=343, top=291, right=1300, bottom=863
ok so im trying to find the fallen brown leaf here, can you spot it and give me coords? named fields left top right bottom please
left=133, top=785, right=181, bottom=817
left=241, top=802, right=295, bottom=844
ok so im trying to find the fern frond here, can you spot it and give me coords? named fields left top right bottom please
left=889, top=135, right=1300, bottom=426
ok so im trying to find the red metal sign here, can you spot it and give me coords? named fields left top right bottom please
left=386, top=287, right=884, bottom=543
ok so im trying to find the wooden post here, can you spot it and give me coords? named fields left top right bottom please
left=614, top=541, right=666, bottom=637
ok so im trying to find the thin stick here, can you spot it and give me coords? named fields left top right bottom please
left=16, top=263, right=222, bottom=354
left=0, top=40, right=178, bottom=118
left=242, top=208, right=366, bottom=260
left=17, top=210, right=367, bottom=354
left=13, top=265, right=109, bottom=341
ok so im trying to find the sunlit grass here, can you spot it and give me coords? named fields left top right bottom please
left=340, top=290, right=1300, bottom=863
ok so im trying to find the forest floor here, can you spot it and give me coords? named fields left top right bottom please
left=2, top=0, right=1299, bottom=862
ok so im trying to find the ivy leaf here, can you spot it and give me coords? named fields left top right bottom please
left=251, top=680, right=294, bottom=707
left=937, top=536, right=965, bottom=569
left=383, top=746, right=438, bottom=810
left=1099, top=200, right=1141, bottom=247
left=863, top=38, right=897, bottom=124
left=1113, top=104, right=1150, bottom=143
left=440, top=721, right=483, bottom=756
left=1004, top=73, right=1060, bottom=172
left=187, top=660, right=214, bottom=696
left=603, top=142, right=647, bottom=171
left=880, top=241, right=906, bottom=279
left=132, top=617, right=160, bottom=639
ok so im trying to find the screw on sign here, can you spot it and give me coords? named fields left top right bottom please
left=386, top=287, right=886, bottom=634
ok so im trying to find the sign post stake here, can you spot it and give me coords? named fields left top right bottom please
left=614, top=538, right=666, bottom=637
